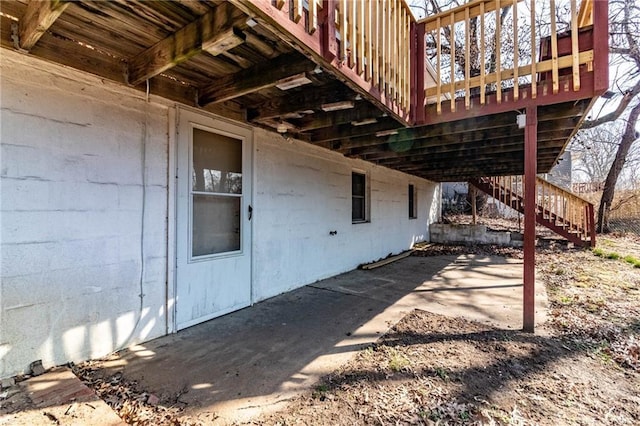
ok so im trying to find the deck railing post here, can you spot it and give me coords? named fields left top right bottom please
left=588, top=203, right=596, bottom=247
left=412, top=22, right=426, bottom=124
left=524, top=104, right=537, bottom=333
left=321, top=0, right=338, bottom=61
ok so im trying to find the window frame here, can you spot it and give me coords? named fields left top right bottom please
left=351, top=171, right=369, bottom=224
left=408, top=183, right=417, bottom=219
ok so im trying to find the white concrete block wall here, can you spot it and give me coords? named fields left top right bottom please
left=0, top=49, right=441, bottom=379
left=1, top=51, right=169, bottom=378
left=251, top=129, right=439, bottom=301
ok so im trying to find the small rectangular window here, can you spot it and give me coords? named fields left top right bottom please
left=409, top=184, right=417, bottom=219
left=352, top=172, right=367, bottom=222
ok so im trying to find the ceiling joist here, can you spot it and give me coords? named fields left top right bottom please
left=19, top=0, right=69, bottom=51
left=247, top=82, right=357, bottom=121
left=127, top=2, right=246, bottom=85
left=199, top=53, right=315, bottom=105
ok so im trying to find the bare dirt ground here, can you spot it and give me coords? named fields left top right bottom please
left=3, top=233, right=639, bottom=425
left=251, top=235, right=640, bottom=425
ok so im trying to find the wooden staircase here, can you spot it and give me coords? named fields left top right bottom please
left=469, top=176, right=596, bottom=247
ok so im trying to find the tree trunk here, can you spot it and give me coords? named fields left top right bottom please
left=597, top=102, right=640, bottom=233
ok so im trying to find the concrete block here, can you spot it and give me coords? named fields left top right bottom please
left=30, top=360, right=46, bottom=376
left=1, top=377, right=16, bottom=389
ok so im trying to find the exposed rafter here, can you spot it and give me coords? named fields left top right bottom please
left=127, top=2, right=246, bottom=85
left=19, top=0, right=69, bottom=51
left=292, top=103, right=385, bottom=131
left=199, top=53, right=315, bottom=105
left=308, top=118, right=401, bottom=143
left=247, top=82, right=357, bottom=121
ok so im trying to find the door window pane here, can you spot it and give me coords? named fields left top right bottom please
left=192, top=128, right=242, bottom=194
left=192, top=195, right=241, bottom=256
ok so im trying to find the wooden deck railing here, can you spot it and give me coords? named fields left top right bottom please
left=236, top=0, right=415, bottom=119
left=334, top=0, right=414, bottom=112
left=479, top=175, right=596, bottom=246
left=238, top=0, right=605, bottom=125
left=417, top=0, right=596, bottom=116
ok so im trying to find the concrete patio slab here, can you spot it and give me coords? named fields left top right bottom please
left=95, top=254, right=548, bottom=424
left=0, top=368, right=125, bottom=426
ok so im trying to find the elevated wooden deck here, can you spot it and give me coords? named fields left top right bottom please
left=0, top=0, right=608, bottom=181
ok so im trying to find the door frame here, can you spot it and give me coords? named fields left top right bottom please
left=167, top=106, right=255, bottom=333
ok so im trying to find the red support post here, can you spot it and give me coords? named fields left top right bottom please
left=588, top=203, right=596, bottom=247
left=523, top=105, right=537, bottom=333
left=592, top=0, right=609, bottom=95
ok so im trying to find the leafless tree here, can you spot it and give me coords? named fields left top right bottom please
left=578, top=0, right=640, bottom=233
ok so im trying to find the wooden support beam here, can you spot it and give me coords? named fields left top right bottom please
left=19, top=0, right=69, bottom=51
left=293, top=103, right=384, bottom=131
left=247, top=82, right=356, bottom=121
left=127, top=2, right=245, bottom=86
left=361, top=138, right=567, bottom=163
left=309, top=118, right=401, bottom=143
left=523, top=105, right=537, bottom=333
left=199, top=53, right=315, bottom=105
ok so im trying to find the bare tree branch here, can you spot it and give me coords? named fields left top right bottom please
left=582, top=80, right=640, bottom=129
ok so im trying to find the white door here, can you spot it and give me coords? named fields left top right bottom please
left=175, top=109, right=252, bottom=330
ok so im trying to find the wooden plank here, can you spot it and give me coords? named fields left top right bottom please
left=19, top=0, right=70, bottom=51
left=450, top=11, right=455, bottom=112
left=231, top=0, right=410, bottom=123
left=415, top=22, right=426, bottom=123
left=381, top=0, right=387, bottom=92
left=361, top=250, right=413, bottom=270
left=127, top=2, right=245, bottom=85
left=512, top=0, right=519, bottom=100
left=309, top=118, right=401, bottom=143
left=292, top=0, right=303, bottom=23
left=495, top=0, right=502, bottom=103
left=577, top=0, right=592, bottom=27
left=372, top=0, right=378, bottom=85
left=365, top=0, right=372, bottom=80
left=391, top=0, right=396, bottom=102
left=421, top=0, right=520, bottom=30
left=530, top=0, right=537, bottom=98
left=366, top=142, right=565, bottom=164
left=245, top=32, right=278, bottom=58
left=340, top=0, right=347, bottom=61
left=465, top=7, right=470, bottom=110
left=571, top=0, right=580, bottom=91
left=343, top=116, right=578, bottom=153
left=550, top=0, right=559, bottom=94
left=349, top=0, right=356, bottom=69
left=404, top=6, right=409, bottom=109
left=309, top=0, right=318, bottom=34
left=358, top=0, right=364, bottom=75
left=247, top=82, right=355, bottom=120
left=480, top=1, right=486, bottom=104
left=428, top=30, right=596, bottom=95
left=423, top=73, right=595, bottom=126
left=294, top=103, right=385, bottom=130
left=395, top=0, right=400, bottom=103
left=436, top=16, right=442, bottom=115
left=199, top=53, right=314, bottom=104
